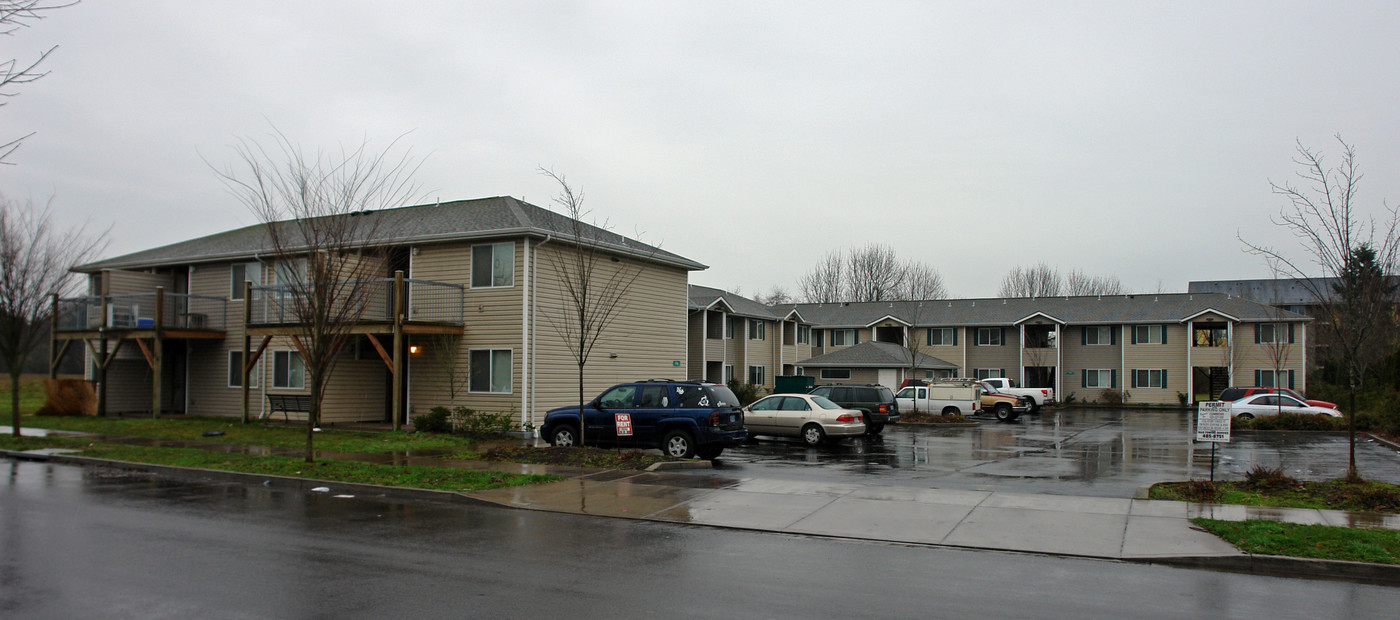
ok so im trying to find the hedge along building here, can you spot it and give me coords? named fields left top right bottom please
left=55, top=197, right=703, bottom=428
left=781, top=293, right=1310, bottom=405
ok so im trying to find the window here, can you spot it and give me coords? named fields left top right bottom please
left=1132, top=369, right=1166, bottom=388
left=748, top=319, right=766, bottom=340
left=1256, top=323, right=1293, bottom=344
left=814, top=329, right=824, bottom=347
left=797, top=325, right=810, bottom=344
left=724, top=365, right=734, bottom=384
left=725, top=317, right=736, bottom=339
left=272, top=258, right=307, bottom=286
left=819, top=368, right=851, bottom=380
left=1256, top=369, right=1295, bottom=389
left=1195, top=326, right=1229, bottom=347
left=1133, top=325, right=1164, bottom=345
left=927, top=328, right=955, bottom=346
left=230, top=263, right=261, bottom=300
left=469, top=349, right=512, bottom=393
left=1084, top=326, right=1113, bottom=345
left=975, top=368, right=1005, bottom=379
left=227, top=351, right=258, bottom=388
left=977, top=328, right=1003, bottom=346
left=748, top=365, right=765, bottom=386
left=471, top=242, right=514, bottom=288
left=598, top=385, right=636, bottom=408
left=830, top=329, right=857, bottom=346
left=272, top=351, right=305, bottom=389
left=1083, top=369, right=1114, bottom=388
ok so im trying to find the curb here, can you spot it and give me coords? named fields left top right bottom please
left=1368, top=433, right=1400, bottom=452
left=1146, top=553, right=1400, bottom=586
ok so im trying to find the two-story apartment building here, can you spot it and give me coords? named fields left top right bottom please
left=58, top=197, right=704, bottom=429
left=686, top=285, right=811, bottom=391
left=782, top=294, right=1309, bottom=406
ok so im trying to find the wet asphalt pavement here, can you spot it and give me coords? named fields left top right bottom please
left=690, top=407, right=1400, bottom=498
left=6, top=459, right=1400, bottom=619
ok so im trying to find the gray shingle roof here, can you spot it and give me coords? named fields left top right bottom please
left=688, top=285, right=783, bottom=320
left=778, top=293, right=1308, bottom=327
left=78, top=196, right=705, bottom=273
left=796, top=341, right=959, bottom=369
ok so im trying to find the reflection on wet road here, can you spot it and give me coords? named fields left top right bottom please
left=696, top=407, right=1400, bottom=498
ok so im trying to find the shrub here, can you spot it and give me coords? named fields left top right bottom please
left=34, top=379, right=96, bottom=416
left=1347, top=486, right=1400, bottom=512
left=1099, top=389, right=1127, bottom=406
left=1243, top=465, right=1300, bottom=493
left=727, top=379, right=763, bottom=406
left=412, top=406, right=453, bottom=433
left=449, top=406, right=515, bottom=435
left=1181, top=479, right=1221, bottom=502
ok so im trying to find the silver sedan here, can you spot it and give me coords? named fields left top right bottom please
left=743, top=393, right=866, bottom=446
left=1230, top=393, right=1342, bottom=419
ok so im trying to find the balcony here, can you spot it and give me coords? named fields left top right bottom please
left=248, top=278, right=465, bottom=335
left=54, top=292, right=228, bottom=338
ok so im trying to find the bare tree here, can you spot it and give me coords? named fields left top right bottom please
left=998, top=262, right=1062, bottom=298
left=845, top=243, right=904, bottom=302
left=212, top=128, right=422, bottom=462
left=427, top=334, right=470, bottom=407
left=896, top=262, right=949, bottom=300
left=798, top=250, right=843, bottom=303
left=754, top=285, right=792, bottom=306
left=539, top=168, right=651, bottom=448
left=0, top=192, right=106, bottom=437
left=1241, top=135, right=1400, bottom=480
left=2, top=1, right=74, bottom=163
left=1065, top=270, right=1125, bottom=296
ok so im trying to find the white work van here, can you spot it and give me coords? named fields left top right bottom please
left=895, top=380, right=982, bottom=416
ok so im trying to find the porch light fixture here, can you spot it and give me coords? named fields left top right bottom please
left=409, top=345, right=420, bottom=354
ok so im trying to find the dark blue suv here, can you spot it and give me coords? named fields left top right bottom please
left=539, top=380, right=747, bottom=459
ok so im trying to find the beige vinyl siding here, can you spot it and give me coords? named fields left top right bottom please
left=704, top=337, right=726, bottom=366
left=686, top=313, right=704, bottom=380
left=185, top=262, right=252, bottom=417
left=725, top=322, right=745, bottom=371
left=1234, top=322, right=1306, bottom=390
left=527, top=242, right=689, bottom=426
left=105, top=269, right=173, bottom=295
left=811, top=368, right=880, bottom=386
left=102, top=359, right=153, bottom=413
left=1187, top=312, right=1234, bottom=370
left=1061, top=325, right=1122, bottom=403
left=319, top=353, right=388, bottom=423
left=408, top=239, right=524, bottom=420
left=924, top=344, right=963, bottom=374
left=965, top=326, right=1018, bottom=378
left=1123, top=324, right=1188, bottom=404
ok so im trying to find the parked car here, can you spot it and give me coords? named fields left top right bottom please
left=539, top=380, right=747, bottom=459
left=806, top=384, right=900, bottom=435
left=1219, top=386, right=1337, bottom=410
left=978, top=377, right=1055, bottom=412
left=978, top=381, right=1034, bottom=422
left=1229, top=393, right=1342, bottom=419
left=743, top=393, right=865, bottom=446
left=895, top=379, right=982, bottom=416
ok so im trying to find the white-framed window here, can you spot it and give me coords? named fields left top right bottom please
left=471, top=242, right=515, bottom=288
left=725, top=317, right=736, bottom=339
left=230, top=262, right=262, bottom=300
left=748, top=319, right=766, bottom=340
left=1132, top=369, right=1166, bottom=388
left=797, top=325, right=810, bottom=344
left=1256, top=323, right=1292, bottom=344
left=1084, top=326, right=1113, bottom=345
left=227, top=351, right=259, bottom=388
left=977, top=328, right=1002, bottom=346
left=1083, top=369, right=1114, bottom=388
left=272, top=258, right=308, bottom=286
left=272, top=350, right=305, bottom=389
left=724, top=364, right=735, bottom=383
left=469, top=349, right=512, bottom=393
left=975, top=368, right=1005, bottom=379
left=927, top=327, right=955, bottom=346
left=748, top=365, right=765, bottom=386
left=1257, top=369, right=1295, bottom=388
left=830, top=329, right=857, bottom=346
left=1133, top=325, right=1164, bottom=345
left=820, top=368, right=851, bottom=379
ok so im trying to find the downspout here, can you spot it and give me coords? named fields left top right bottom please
left=521, top=238, right=530, bottom=430
left=530, top=235, right=553, bottom=433
left=1120, top=325, right=1127, bottom=402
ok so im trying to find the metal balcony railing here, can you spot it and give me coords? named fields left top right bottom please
left=249, top=278, right=464, bottom=325
left=54, top=292, right=228, bottom=332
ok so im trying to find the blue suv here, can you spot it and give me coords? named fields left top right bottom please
left=539, top=380, right=747, bottom=459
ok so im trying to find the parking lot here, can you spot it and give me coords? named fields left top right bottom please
left=689, top=407, right=1400, bottom=498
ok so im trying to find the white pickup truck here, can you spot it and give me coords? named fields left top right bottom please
left=895, top=380, right=982, bottom=416
left=978, top=378, right=1054, bottom=412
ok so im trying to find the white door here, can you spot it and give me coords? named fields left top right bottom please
left=877, top=369, right=897, bottom=391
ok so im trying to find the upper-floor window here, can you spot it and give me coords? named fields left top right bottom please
left=976, top=328, right=1003, bottom=346
left=1133, top=325, right=1165, bottom=345
left=272, top=258, right=307, bottom=286
left=927, top=327, right=956, bottom=346
left=797, top=325, right=810, bottom=344
left=471, top=242, right=514, bottom=288
left=1083, top=326, right=1114, bottom=345
left=725, top=316, right=736, bottom=339
left=1256, top=323, right=1293, bottom=344
left=830, top=329, right=857, bottom=346
left=230, top=262, right=262, bottom=300
left=748, top=319, right=766, bottom=340
left=814, top=329, right=824, bottom=347
left=1195, top=326, right=1229, bottom=347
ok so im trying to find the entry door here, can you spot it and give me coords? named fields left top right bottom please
left=877, top=369, right=897, bottom=390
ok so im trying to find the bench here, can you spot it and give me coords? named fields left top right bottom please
left=265, top=394, right=312, bottom=422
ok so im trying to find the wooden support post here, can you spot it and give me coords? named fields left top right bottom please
left=392, top=270, right=405, bottom=431
left=48, top=293, right=59, bottom=379
left=242, top=281, right=252, bottom=424
left=152, top=287, right=164, bottom=418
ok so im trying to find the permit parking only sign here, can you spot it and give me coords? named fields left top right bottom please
left=1196, top=401, right=1231, bottom=443
left=615, top=414, right=633, bottom=437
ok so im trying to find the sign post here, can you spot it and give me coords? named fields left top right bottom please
left=1195, top=401, right=1231, bottom=481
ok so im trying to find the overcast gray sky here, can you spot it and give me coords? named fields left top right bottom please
left=7, top=1, right=1400, bottom=298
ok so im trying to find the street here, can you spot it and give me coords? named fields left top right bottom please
left=3, top=459, right=1398, bottom=619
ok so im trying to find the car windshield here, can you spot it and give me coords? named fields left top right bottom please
left=810, top=395, right=843, bottom=410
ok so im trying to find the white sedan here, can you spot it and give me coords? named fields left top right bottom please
left=743, top=393, right=866, bottom=446
left=1230, top=393, right=1342, bottom=419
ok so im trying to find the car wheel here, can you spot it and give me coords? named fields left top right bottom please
left=661, top=430, right=696, bottom=459
left=866, top=422, right=885, bottom=435
left=549, top=425, right=578, bottom=447
left=994, top=403, right=1018, bottom=422
left=1028, top=401, right=1040, bottom=414
left=941, top=406, right=960, bottom=416
left=801, top=423, right=826, bottom=446
left=697, top=446, right=723, bottom=460
left=1237, top=413, right=1254, bottom=420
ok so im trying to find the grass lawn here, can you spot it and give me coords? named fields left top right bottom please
left=1193, top=518, right=1400, bottom=565
left=1150, top=478, right=1400, bottom=514
left=468, top=445, right=680, bottom=470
